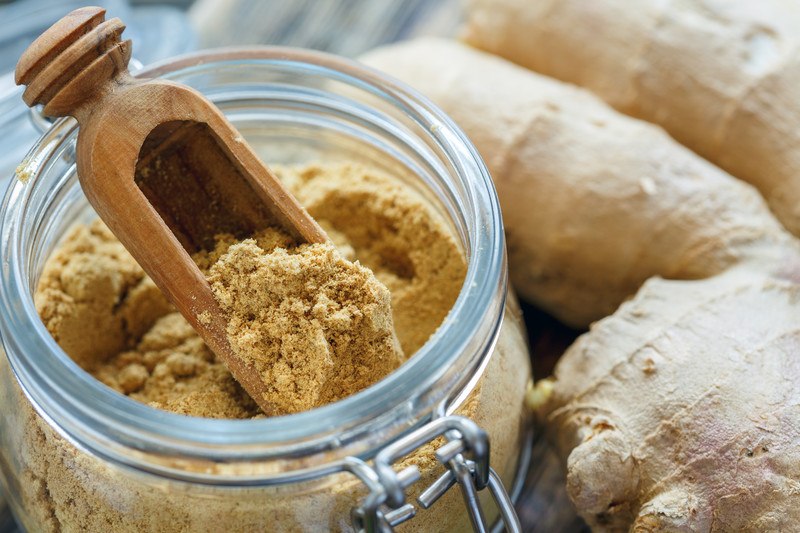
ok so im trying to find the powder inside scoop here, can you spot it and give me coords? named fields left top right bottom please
left=203, top=228, right=404, bottom=414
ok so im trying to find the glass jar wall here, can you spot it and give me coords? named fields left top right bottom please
left=0, top=48, right=531, bottom=532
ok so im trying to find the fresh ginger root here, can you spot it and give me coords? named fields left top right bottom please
left=464, top=0, right=800, bottom=237
left=362, top=39, right=800, bottom=530
left=363, top=38, right=786, bottom=328
left=544, top=258, right=800, bottom=531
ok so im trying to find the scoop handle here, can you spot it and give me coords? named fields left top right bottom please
left=15, top=6, right=132, bottom=119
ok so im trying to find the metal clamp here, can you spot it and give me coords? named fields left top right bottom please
left=349, top=415, right=521, bottom=533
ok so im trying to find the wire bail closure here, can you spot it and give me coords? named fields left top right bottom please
left=348, top=415, right=522, bottom=533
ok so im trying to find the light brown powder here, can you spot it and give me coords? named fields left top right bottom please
left=6, top=163, right=532, bottom=532
left=280, top=164, right=466, bottom=355
left=95, top=312, right=261, bottom=418
left=35, top=163, right=464, bottom=418
left=34, top=223, right=172, bottom=370
left=206, top=232, right=404, bottom=414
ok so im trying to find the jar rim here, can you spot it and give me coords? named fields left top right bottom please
left=0, top=47, right=506, bottom=474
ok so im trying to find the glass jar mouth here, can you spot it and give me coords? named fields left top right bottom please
left=0, top=47, right=505, bottom=470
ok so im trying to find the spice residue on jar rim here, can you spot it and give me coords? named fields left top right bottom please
left=35, top=162, right=467, bottom=418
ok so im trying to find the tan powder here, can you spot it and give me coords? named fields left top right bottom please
left=1, top=298, right=531, bottom=533
left=36, top=163, right=464, bottom=418
left=4, top=163, right=532, bottom=533
left=206, top=232, right=405, bottom=414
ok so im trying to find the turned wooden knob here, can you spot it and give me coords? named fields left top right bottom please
left=15, top=6, right=131, bottom=118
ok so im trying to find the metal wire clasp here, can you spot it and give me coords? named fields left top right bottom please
left=349, top=415, right=521, bottom=533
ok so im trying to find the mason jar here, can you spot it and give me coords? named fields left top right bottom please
left=0, top=48, right=532, bottom=533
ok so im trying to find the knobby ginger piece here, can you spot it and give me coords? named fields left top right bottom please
left=361, top=39, right=786, bottom=328
left=206, top=230, right=404, bottom=414
left=538, top=258, right=800, bottom=531
left=464, top=0, right=800, bottom=236
left=362, top=38, right=800, bottom=530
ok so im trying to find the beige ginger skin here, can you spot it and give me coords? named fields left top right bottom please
left=464, top=0, right=800, bottom=238
left=362, top=39, right=800, bottom=530
left=364, top=38, right=784, bottom=329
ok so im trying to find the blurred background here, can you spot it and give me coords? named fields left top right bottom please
left=0, top=1, right=584, bottom=531
left=0, top=0, right=463, bottom=186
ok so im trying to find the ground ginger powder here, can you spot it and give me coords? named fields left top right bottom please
left=35, top=163, right=463, bottom=418
left=205, top=231, right=404, bottom=414
left=4, top=163, right=532, bottom=533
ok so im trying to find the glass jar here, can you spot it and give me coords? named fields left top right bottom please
left=0, top=48, right=532, bottom=532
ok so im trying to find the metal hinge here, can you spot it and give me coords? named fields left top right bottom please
left=347, top=415, right=521, bottom=533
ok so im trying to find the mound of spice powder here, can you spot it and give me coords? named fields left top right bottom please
left=204, top=229, right=404, bottom=414
left=35, top=163, right=466, bottom=417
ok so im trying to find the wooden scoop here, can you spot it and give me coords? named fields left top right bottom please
left=16, top=6, right=328, bottom=415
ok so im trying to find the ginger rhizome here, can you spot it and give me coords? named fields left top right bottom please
left=363, top=38, right=800, bottom=530
left=465, top=0, right=800, bottom=237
